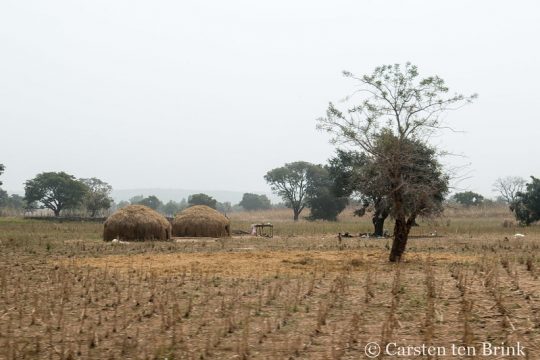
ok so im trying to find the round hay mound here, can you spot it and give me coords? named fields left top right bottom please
left=172, top=205, right=230, bottom=238
left=103, top=205, right=171, bottom=241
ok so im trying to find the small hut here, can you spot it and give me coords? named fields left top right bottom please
left=103, top=205, right=171, bottom=241
left=172, top=205, right=230, bottom=237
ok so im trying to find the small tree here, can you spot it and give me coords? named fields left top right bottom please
left=239, top=193, right=272, bottom=211
left=116, top=200, right=130, bottom=209
left=304, top=165, right=348, bottom=221
left=318, top=63, right=474, bottom=262
left=513, top=176, right=540, bottom=225
left=3, top=194, right=26, bottom=213
left=188, top=193, right=217, bottom=209
left=162, top=200, right=185, bottom=216
left=493, top=176, right=526, bottom=210
left=24, top=172, right=87, bottom=216
left=264, top=161, right=314, bottom=221
left=80, top=178, right=113, bottom=217
left=216, top=201, right=232, bottom=213
left=452, top=191, right=484, bottom=207
left=129, top=195, right=144, bottom=204
left=137, top=195, right=163, bottom=210
left=178, top=198, right=188, bottom=210
left=367, top=132, right=449, bottom=238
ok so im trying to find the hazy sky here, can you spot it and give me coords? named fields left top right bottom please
left=1, top=0, right=539, bottom=198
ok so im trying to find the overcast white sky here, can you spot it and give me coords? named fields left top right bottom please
left=1, top=0, right=539, bottom=198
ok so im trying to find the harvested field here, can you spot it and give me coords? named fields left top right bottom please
left=1, top=210, right=540, bottom=359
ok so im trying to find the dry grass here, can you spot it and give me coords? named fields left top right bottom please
left=173, top=205, right=230, bottom=238
left=68, top=248, right=480, bottom=278
left=103, top=205, right=171, bottom=241
left=1, top=207, right=539, bottom=359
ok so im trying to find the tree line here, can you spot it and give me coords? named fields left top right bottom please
left=0, top=171, right=114, bottom=217
left=2, top=164, right=536, bottom=228
left=0, top=165, right=276, bottom=217
left=117, top=192, right=273, bottom=216
left=445, top=176, right=540, bottom=226
left=263, top=161, right=540, bottom=227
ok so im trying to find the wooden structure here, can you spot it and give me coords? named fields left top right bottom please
left=251, top=223, right=273, bottom=238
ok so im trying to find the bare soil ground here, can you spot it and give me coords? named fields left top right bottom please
left=1, top=213, right=539, bottom=359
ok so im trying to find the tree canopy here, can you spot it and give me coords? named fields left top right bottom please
left=188, top=193, right=217, bottom=209
left=318, top=63, right=474, bottom=261
left=116, top=200, right=130, bottom=209
left=137, top=195, right=163, bottom=210
left=239, top=193, right=271, bottom=211
left=327, top=135, right=449, bottom=234
left=513, top=176, right=540, bottom=226
left=328, top=149, right=390, bottom=235
left=452, top=191, right=484, bottom=207
left=0, top=193, right=26, bottom=213
left=162, top=200, right=186, bottom=216
left=129, top=195, right=144, bottom=204
left=216, top=201, right=232, bottom=213
left=24, top=172, right=87, bottom=216
left=80, top=178, right=113, bottom=216
left=361, top=131, right=449, bottom=220
left=264, top=161, right=313, bottom=221
left=304, top=165, right=348, bottom=221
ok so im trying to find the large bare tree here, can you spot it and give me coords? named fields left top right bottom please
left=493, top=176, right=526, bottom=209
left=318, top=63, right=476, bottom=262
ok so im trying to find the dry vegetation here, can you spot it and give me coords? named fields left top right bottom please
left=1, top=206, right=539, bottom=359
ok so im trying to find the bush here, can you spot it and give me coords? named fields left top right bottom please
left=452, top=191, right=484, bottom=207
left=514, top=176, right=540, bottom=225
left=239, top=193, right=271, bottom=211
left=188, top=193, right=217, bottom=209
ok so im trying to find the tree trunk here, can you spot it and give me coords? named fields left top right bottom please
left=389, top=216, right=407, bottom=262
left=373, top=216, right=385, bottom=237
left=389, top=187, right=408, bottom=262
left=372, top=208, right=389, bottom=237
left=53, top=209, right=61, bottom=217
left=293, top=209, right=300, bottom=221
left=389, top=215, right=416, bottom=262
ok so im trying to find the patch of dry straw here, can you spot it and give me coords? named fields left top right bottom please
left=173, top=205, right=230, bottom=238
left=103, top=205, right=171, bottom=241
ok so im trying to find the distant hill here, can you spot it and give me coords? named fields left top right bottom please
left=111, top=188, right=280, bottom=204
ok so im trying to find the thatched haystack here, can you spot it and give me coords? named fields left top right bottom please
left=103, top=205, right=171, bottom=241
left=173, top=205, right=230, bottom=237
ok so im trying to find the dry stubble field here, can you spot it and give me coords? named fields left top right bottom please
left=1, top=206, right=539, bottom=359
